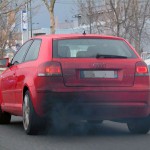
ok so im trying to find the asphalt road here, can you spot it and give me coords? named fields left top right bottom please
left=0, top=116, right=150, bottom=150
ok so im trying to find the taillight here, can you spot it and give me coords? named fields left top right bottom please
left=135, top=61, right=148, bottom=76
left=38, top=62, right=62, bottom=77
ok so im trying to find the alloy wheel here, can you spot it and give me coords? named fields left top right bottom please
left=23, top=94, right=30, bottom=131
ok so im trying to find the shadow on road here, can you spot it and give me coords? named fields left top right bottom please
left=41, top=121, right=131, bottom=137
left=7, top=118, right=148, bottom=137
left=9, top=120, right=23, bottom=129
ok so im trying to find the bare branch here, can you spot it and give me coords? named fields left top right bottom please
left=41, top=0, right=56, bottom=34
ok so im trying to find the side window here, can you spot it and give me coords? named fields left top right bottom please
left=24, top=39, right=41, bottom=62
left=12, top=40, right=33, bottom=64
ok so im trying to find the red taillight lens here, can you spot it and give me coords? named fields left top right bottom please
left=136, top=66, right=148, bottom=74
left=45, top=66, right=61, bottom=74
left=135, top=61, right=148, bottom=75
left=38, top=62, right=62, bottom=76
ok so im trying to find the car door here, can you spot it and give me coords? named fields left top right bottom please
left=1, top=40, right=33, bottom=112
left=15, top=39, right=42, bottom=113
left=1, top=66, right=17, bottom=107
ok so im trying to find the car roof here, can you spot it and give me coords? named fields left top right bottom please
left=33, top=34, right=124, bottom=40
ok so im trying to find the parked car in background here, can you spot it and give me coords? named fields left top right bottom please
left=0, top=49, right=16, bottom=74
left=0, top=34, right=150, bottom=135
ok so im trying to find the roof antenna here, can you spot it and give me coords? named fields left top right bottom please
left=83, top=30, right=86, bottom=35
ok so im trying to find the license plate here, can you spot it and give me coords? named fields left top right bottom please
left=80, top=70, right=117, bottom=78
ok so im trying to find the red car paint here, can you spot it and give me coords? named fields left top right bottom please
left=0, top=34, right=149, bottom=121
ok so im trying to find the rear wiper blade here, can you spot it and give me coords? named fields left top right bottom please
left=96, top=54, right=128, bottom=59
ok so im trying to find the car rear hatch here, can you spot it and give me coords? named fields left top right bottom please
left=52, top=37, right=138, bottom=87
left=58, top=59, right=138, bottom=87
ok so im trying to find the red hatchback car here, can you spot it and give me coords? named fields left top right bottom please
left=0, top=34, right=150, bottom=135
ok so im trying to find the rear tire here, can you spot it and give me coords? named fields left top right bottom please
left=23, top=91, right=44, bottom=135
left=127, top=117, right=150, bottom=134
left=0, top=108, right=11, bottom=124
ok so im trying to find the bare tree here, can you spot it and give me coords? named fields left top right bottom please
left=76, top=0, right=105, bottom=34
left=0, top=0, right=26, bottom=57
left=76, top=0, right=150, bottom=54
left=131, top=0, right=150, bottom=53
left=41, top=0, right=56, bottom=34
left=106, top=0, right=150, bottom=54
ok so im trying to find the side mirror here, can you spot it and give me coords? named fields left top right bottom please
left=0, top=58, right=9, bottom=67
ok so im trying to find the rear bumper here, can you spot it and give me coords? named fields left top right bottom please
left=33, top=90, right=150, bottom=120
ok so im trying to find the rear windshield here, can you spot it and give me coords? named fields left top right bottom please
left=53, top=39, right=137, bottom=58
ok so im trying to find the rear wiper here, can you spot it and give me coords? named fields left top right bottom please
left=96, top=54, right=128, bottom=59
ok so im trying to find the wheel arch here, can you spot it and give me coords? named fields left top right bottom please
left=23, top=86, right=29, bottom=98
left=22, top=85, right=40, bottom=116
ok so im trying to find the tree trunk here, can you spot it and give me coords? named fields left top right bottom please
left=41, top=0, right=56, bottom=34
left=50, top=7, right=55, bottom=34
left=50, top=0, right=56, bottom=34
